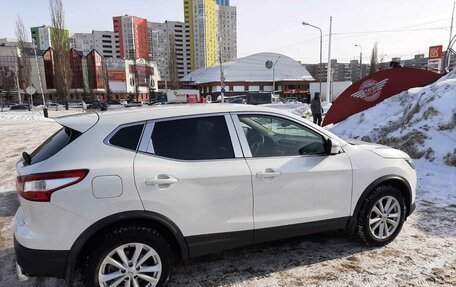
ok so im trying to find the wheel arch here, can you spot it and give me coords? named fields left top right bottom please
left=64, top=211, right=189, bottom=286
left=347, top=175, right=413, bottom=233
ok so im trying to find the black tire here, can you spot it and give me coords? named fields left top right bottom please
left=356, top=185, right=406, bottom=246
left=83, top=225, right=173, bottom=287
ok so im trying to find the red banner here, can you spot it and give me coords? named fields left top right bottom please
left=323, top=68, right=441, bottom=126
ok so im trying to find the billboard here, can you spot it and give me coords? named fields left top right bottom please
left=106, top=60, right=127, bottom=92
left=322, top=68, right=442, bottom=126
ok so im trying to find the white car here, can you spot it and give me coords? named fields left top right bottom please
left=14, top=104, right=416, bottom=287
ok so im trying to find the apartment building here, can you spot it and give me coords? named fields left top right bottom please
left=71, top=30, right=120, bottom=58
left=113, top=15, right=150, bottom=60
left=148, top=21, right=192, bottom=80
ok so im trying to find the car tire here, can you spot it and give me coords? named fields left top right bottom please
left=356, top=185, right=406, bottom=246
left=83, top=225, right=173, bottom=287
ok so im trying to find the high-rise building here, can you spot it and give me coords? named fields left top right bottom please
left=184, top=0, right=218, bottom=70
left=71, top=30, right=120, bottom=58
left=216, top=0, right=230, bottom=5
left=217, top=2, right=237, bottom=63
left=113, top=15, right=150, bottom=60
left=148, top=21, right=192, bottom=80
left=30, top=25, right=70, bottom=50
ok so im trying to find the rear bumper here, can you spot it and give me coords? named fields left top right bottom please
left=14, top=237, right=68, bottom=278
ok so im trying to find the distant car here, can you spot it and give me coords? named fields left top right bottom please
left=125, top=101, right=143, bottom=107
left=107, top=100, right=121, bottom=105
left=68, top=101, right=86, bottom=109
left=230, top=98, right=247, bottom=104
left=87, top=101, right=107, bottom=111
left=10, top=104, right=29, bottom=110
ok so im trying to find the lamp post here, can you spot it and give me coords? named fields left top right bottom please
left=302, top=21, right=322, bottom=97
left=355, top=44, right=363, bottom=80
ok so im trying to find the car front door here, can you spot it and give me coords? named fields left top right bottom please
left=134, top=114, right=253, bottom=257
left=231, top=113, right=352, bottom=243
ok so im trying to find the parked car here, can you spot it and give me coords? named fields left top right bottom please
left=125, top=101, right=143, bottom=107
left=14, top=105, right=416, bottom=287
left=68, top=101, right=86, bottom=109
left=9, top=104, right=29, bottom=110
left=87, top=100, right=107, bottom=111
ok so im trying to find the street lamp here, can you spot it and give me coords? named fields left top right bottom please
left=355, top=44, right=363, bottom=79
left=302, top=21, right=322, bottom=97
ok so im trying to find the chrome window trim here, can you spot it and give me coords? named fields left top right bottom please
left=138, top=121, right=155, bottom=154
left=230, top=112, right=336, bottom=158
left=139, top=113, right=243, bottom=161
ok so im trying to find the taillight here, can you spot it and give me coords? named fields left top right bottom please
left=16, top=169, right=89, bottom=202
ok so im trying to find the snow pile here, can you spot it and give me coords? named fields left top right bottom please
left=331, top=70, right=456, bottom=166
left=0, top=111, right=54, bottom=122
left=262, top=102, right=311, bottom=117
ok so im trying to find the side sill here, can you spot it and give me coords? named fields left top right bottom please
left=185, top=217, right=349, bottom=258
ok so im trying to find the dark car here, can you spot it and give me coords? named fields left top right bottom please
left=10, top=104, right=30, bottom=110
left=87, top=101, right=107, bottom=111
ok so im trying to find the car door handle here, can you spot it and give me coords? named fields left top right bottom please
left=256, top=168, right=281, bottom=178
left=145, top=175, right=178, bottom=187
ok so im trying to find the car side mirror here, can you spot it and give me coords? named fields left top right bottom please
left=324, top=138, right=342, bottom=155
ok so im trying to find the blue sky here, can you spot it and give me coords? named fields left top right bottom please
left=0, top=0, right=454, bottom=64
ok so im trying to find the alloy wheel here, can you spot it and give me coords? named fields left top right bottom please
left=98, top=243, right=162, bottom=287
left=368, top=196, right=402, bottom=240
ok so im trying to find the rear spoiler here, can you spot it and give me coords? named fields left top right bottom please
left=54, top=112, right=99, bottom=133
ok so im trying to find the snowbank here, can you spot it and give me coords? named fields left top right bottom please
left=0, top=109, right=87, bottom=123
left=331, top=70, right=456, bottom=166
left=262, top=102, right=331, bottom=120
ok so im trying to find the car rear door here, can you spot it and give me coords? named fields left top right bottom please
left=133, top=114, right=253, bottom=257
left=231, top=113, right=352, bottom=243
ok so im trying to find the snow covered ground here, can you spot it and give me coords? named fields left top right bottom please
left=0, top=92, right=455, bottom=286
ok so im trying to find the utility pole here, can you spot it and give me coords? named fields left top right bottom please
left=302, top=21, right=322, bottom=96
left=218, top=36, right=225, bottom=103
left=326, top=16, right=332, bottom=103
left=164, top=21, right=169, bottom=100
left=355, top=44, right=363, bottom=79
left=33, top=39, right=47, bottom=117
left=272, top=56, right=281, bottom=97
left=447, top=1, right=455, bottom=72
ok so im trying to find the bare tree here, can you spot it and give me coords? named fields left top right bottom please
left=369, top=42, right=379, bottom=74
left=15, top=16, right=32, bottom=103
left=49, top=0, right=72, bottom=109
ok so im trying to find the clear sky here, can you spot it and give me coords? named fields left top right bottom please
left=0, top=0, right=454, bottom=64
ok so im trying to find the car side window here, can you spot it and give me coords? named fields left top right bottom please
left=151, top=116, right=235, bottom=160
left=238, top=115, right=326, bottom=157
left=109, top=124, right=144, bottom=151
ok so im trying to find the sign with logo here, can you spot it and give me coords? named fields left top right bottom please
left=350, top=79, right=389, bottom=102
left=26, top=86, right=36, bottom=96
left=429, top=45, right=443, bottom=59
left=265, top=60, right=273, bottom=69
left=323, top=68, right=441, bottom=126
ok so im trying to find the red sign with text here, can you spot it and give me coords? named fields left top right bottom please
left=429, top=45, right=443, bottom=59
left=322, top=68, right=441, bottom=126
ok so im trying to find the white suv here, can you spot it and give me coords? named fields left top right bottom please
left=14, top=104, right=416, bottom=287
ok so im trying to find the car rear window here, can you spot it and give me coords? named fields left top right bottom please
left=109, top=124, right=144, bottom=151
left=30, top=127, right=81, bottom=165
